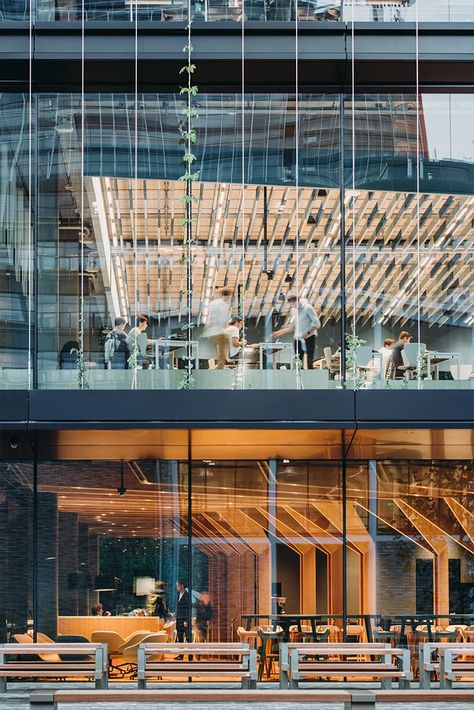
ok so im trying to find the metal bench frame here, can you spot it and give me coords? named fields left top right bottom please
left=419, top=642, right=472, bottom=689
left=0, top=643, right=108, bottom=692
left=137, top=642, right=257, bottom=689
left=279, top=642, right=412, bottom=689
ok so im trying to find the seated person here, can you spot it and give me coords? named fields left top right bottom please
left=225, top=316, right=245, bottom=363
left=378, top=338, right=395, bottom=378
left=104, top=316, right=130, bottom=369
left=126, top=314, right=152, bottom=369
left=224, top=316, right=260, bottom=369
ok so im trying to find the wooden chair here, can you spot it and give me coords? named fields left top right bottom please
left=257, top=627, right=283, bottom=680
left=163, top=621, right=176, bottom=642
left=237, top=626, right=259, bottom=649
left=118, top=632, right=168, bottom=678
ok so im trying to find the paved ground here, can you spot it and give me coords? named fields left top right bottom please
left=1, top=683, right=474, bottom=709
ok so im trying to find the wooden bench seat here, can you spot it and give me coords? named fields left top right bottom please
left=0, top=643, right=108, bottom=692
left=280, top=643, right=412, bottom=689
left=137, top=642, right=257, bottom=689
left=29, top=688, right=474, bottom=709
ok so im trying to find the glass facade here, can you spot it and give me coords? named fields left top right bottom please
left=1, top=435, right=474, bottom=662
left=1, top=92, right=472, bottom=390
left=0, top=0, right=471, bottom=22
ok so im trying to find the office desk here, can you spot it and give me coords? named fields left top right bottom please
left=425, top=351, right=460, bottom=380
left=152, top=339, right=199, bottom=370
left=258, top=342, right=293, bottom=370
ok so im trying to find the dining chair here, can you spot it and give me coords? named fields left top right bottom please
left=257, top=626, right=283, bottom=680
left=237, top=625, right=259, bottom=649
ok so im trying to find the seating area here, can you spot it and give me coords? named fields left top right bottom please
left=4, top=638, right=474, bottom=692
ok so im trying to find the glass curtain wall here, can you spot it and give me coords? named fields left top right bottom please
left=1, top=0, right=472, bottom=23
left=1, top=91, right=472, bottom=391
left=346, top=8, right=473, bottom=392
left=2, top=448, right=474, bottom=667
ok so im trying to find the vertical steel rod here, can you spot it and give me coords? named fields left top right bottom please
left=339, top=94, right=347, bottom=384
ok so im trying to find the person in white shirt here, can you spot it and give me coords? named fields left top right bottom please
left=272, top=292, right=321, bottom=369
left=225, top=316, right=244, bottom=361
left=202, top=287, right=233, bottom=369
left=378, top=338, right=395, bottom=378
left=126, top=314, right=151, bottom=368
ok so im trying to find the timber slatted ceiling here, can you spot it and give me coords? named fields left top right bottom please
left=92, top=176, right=473, bottom=328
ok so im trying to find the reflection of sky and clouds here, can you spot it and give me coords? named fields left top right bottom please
left=423, top=96, right=474, bottom=164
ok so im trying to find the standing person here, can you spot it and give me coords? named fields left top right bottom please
left=104, top=316, right=130, bottom=369
left=378, top=338, right=395, bottom=378
left=175, top=580, right=190, bottom=643
left=272, top=292, right=321, bottom=370
left=389, top=331, right=413, bottom=379
left=145, top=580, right=168, bottom=620
left=126, top=314, right=151, bottom=369
left=202, top=287, right=233, bottom=369
left=195, top=591, right=213, bottom=641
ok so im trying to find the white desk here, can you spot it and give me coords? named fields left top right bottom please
left=425, top=351, right=460, bottom=381
left=153, top=339, right=199, bottom=370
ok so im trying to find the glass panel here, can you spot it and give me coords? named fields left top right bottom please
left=191, top=458, right=343, bottom=657
left=4, top=0, right=472, bottom=23
left=0, top=457, right=34, bottom=640
left=351, top=460, right=474, bottom=644
left=345, top=94, right=474, bottom=391
left=0, top=95, right=32, bottom=389
left=33, top=93, right=343, bottom=390
left=36, top=459, right=188, bottom=645
left=344, top=0, right=473, bottom=23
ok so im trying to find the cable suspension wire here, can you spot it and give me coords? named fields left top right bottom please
left=415, top=0, right=422, bottom=389
left=351, top=0, right=356, bottom=339
left=132, top=0, right=139, bottom=389
left=237, top=0, right=246, bottom=390
left=294, top=0, right=302, bottom=389
left=80, top=0, right=85, bottom=388
left=27, top=0, right=33, bottom=389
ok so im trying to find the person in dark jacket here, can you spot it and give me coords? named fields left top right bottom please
left=175, top=579, right=190, bottom=642
left=145, top=580, right=168, bottom=620
left=104, top=316, right=130, bottom=369
left=195, top=591, right=213, bottom=641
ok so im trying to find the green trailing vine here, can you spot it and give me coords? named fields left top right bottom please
left=128, top=337, right=139, bottom=390
left=70, top=347, right=90, bottom=390
left=346, top=332, right=367, bottom=390
left=416, top=349, right=425, bottom=389
left=177, top=15, right=199, bottom=391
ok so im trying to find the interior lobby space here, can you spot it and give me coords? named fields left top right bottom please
left=0, top=93, right=473, bottom=392
left=2, top=427, right=474, bottom=675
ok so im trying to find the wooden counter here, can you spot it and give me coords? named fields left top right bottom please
left=58, top=616, right=163, bottom=640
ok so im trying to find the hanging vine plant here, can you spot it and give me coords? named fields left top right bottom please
left=346, top=332, right=367, bottom=391
left=177, top=13, right=199, bottom=391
